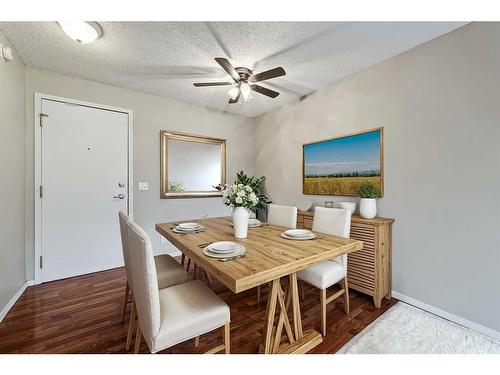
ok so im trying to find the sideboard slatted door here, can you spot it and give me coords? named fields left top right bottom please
left=348, top=223, right=376, bottom=295
left=297, top=211, right=394, bottom=308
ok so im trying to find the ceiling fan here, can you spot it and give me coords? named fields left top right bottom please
left=193, top=57, right=286, bottom=104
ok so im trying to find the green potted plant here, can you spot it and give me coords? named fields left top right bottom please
left=357, top=182, right=380, bottom=219
left=235, top=171, right=270, bottom=221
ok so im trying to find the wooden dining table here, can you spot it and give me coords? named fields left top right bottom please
left=156, top=217, right=363, bottom=354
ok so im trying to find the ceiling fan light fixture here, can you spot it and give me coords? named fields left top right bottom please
left=240, top=82, right=252, bottom=102
left=57, top=21, right=102, bottom=44
left=228, top=86, right=240, bottom=100
left=194, top=58, right=285, bottom=105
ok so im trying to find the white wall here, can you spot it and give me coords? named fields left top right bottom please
left=253, top=22, right=500, bottom=332
left=24, top=67, right=254, bottom=279
left=0, top=31, right=26, bottom=315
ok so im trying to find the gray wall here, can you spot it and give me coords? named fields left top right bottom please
left=24, top=67, right=254, bottom=279
left=253, top=23, right=500, bottom=331
left=0, top=31, right=26, bottom=313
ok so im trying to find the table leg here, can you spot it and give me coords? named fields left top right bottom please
left=259, top=275, right=322, bottom=354
left=289, top=273, right=303, bottom=339
left=262, top=279, right=280, bottom=354
left=272, top=284, right=295, bottom=353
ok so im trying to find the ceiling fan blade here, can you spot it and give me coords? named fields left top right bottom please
left=193, top=82, right=232, bottom=87
left=229, top=91, right=240, bottom=104
left=215, top=57, right=240, bottom=82
left=251, top=67, right=286, bottom=82
left=251, top=85, right=280, bottom=98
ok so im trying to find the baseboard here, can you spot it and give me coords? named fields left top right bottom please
left=392, top=291, right=500, bottom=341
left=0, top=280, right=32, bottom=323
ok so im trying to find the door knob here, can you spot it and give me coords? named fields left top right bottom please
left=114, top=193, right=125, bottom=199
left=118, top=182, right=125, bottom=187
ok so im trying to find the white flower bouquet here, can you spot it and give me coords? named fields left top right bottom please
left=222, top=183, right=259, bottom=212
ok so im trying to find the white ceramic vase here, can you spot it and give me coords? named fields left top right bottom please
left=232, top=206, right=249, bottom=238
left=359, top=198, right=377, bottom=219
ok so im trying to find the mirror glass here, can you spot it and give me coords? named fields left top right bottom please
left=161, top=131, right=226, bottom=198
left=167, top=139, right=222, bottom=192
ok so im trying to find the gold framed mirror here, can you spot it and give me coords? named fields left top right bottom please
left=160, top=130, right=226, bottom=199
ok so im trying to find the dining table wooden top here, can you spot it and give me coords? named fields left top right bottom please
left=156, top=217, right=363, bottom=294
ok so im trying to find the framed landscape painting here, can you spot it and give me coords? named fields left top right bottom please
left=302, top=127, right=384, bottom=196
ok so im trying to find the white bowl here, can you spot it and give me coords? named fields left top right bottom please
left=177, top=222, right=201, bottom=230
left=208, top=241, right=238, bottom=253
left=296, top=199, right=313, bottom=212
left=248, top=218, right=261, bottom=226
left=284, top=229, right=313, bottom=238
left=338, top=202, right=356, bottom=214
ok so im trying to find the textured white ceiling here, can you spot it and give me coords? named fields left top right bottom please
left=0, top=22, right=466, bottom=118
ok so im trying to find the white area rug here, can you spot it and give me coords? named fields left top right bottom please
left=338, top=302, right=500, bottom=354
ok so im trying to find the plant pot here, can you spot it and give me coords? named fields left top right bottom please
left=359, top=198, right=377, bottom=219
left=232, top=207, right=249, bottom=238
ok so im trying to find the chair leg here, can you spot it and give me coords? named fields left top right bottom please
left=194, top=336, right=200, bottom=347
left=125, top=299, right=136, bottom=350
left=134, top=323, right=142, bottom=354
left=342, top=277, right=350, bottom=314
left=320, top=289, right=327, bottom=336
left=257, top=286, right=261, bottom=303
left=181, top=253, right=186, bottom=267
left=186, top=258, right=191, bottom=272
left=121, top=282, right=130, bottom=322
left=194, top=263, right=198, bottom=279
left=223, top=323, right=230, bottom=354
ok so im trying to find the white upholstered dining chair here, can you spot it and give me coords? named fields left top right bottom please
left=256, top=204, right=298, bottom=303
left=297, top=207, right=351, bottom=336
left=127, top=220, right=230, bottom=354
left=267, top=204, right=298, bottom=228
left=118, top=212, right=189, bottom=350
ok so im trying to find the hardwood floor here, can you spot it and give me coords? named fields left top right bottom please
left=0, top=266, right=397, bottom=354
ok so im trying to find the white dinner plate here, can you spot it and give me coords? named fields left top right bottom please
left=177, top=222, right=202, bottom=230
left=172, top=224, right=204, bottom=234
left=173, top=228, right=197, bottom=234
left=203, top=243, right=246, bottom=259
left=207, top=241, right=237, bottom=254
left=284, top=229, right=313, bottom=238
left=280, top=232, right=316, bottom=241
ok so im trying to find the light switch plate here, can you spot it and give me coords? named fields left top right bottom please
left=138, top=182, right=149, bottom=191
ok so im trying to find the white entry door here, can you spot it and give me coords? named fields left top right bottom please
left=40, top=98, right=130, bottom=282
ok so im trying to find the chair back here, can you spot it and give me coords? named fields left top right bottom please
left=127, top=220, right=161, bottom=348
left=312, top=207, right=352, bottom=268
left=118, top=211, right=134, bottom=290
left=267, top=204, right=297, bottom=228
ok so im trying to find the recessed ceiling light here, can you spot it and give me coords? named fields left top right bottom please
left=57, top=21, right=102, bottom=44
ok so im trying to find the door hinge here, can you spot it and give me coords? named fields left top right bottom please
left=39, top=185, right=43, bottom=198
left=39, top=256, right=43, bottom=269
left=39, top=113, right=48, bottom=127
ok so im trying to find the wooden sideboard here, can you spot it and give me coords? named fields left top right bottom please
left=297, top=210, right=394, bottom=308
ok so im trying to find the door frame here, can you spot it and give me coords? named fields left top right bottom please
left=34, top=93, right=133, bottom=285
